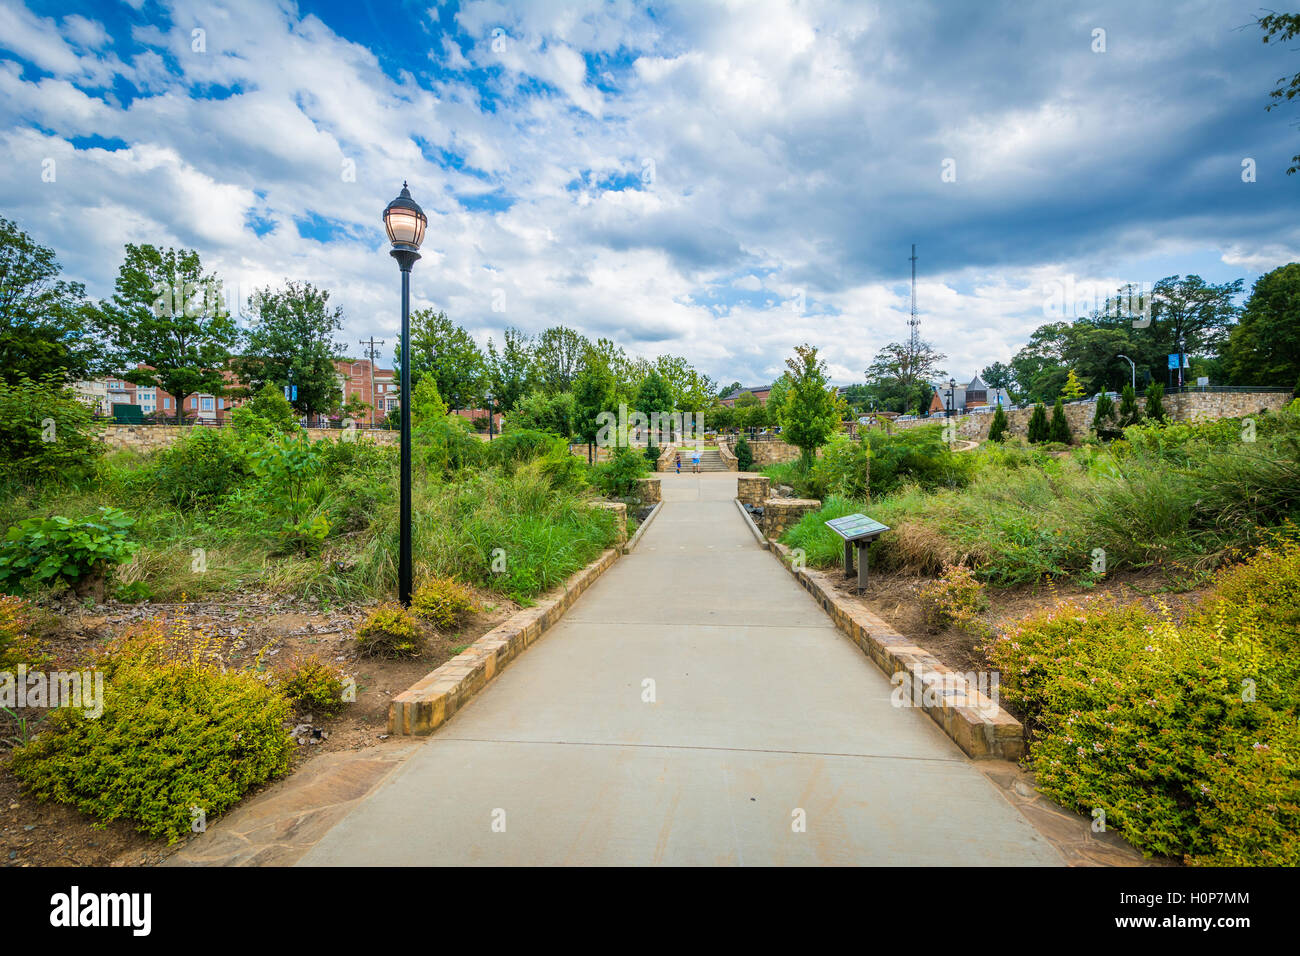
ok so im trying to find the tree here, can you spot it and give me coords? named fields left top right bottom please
left=1144, top=382, right=1167, bottom=423
left=1026, top=403, right=1049, bottom=443
left=1092, top=390, right=1118, bottom=438
left=233, top=281, right=343, bottom=417
left=1259, top=12, right=1300, bottom=175
left=653, top=355, right=715, bottom=413
left=1049, top=398, right=1072, bottom=444
left=532, top=326, right=590, bottom=393
left=96, top=244, right=238, bottom=423
left=734, top=434, right=754, bottom=471
left=410, top=376, right=448, bottom=427
left=980, top=361, right=1014, bottom=392
left=634, top=368, right=674, bottom=445
left=1011, top=322, right=1071, bottom=404
left=1225, top=263, right=1300, bottom=388
left=779, top=344, right=841, bottom=468
left=987, top=403, right=1009, bottom=442
left=400, top=310, right=487, bottom=410
left=486, top=327, right=534, bottom=412
left=1149, top=275, right=1243, bottom=386
left=0, top=218, right=104, bottom=385
left=1061, top=369, right=1086, bottom=400
left=509, top=389, right=575, bottom=437
left=1117, top=384, right=1143, bottom=428
left=573, top=356, right=615, bottom=462
left=718, top=381, right=742, bottom=399
left=864, top=339, right=946, bottom=413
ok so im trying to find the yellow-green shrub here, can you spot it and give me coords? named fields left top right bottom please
left=983, top=536, right=1300, bottom=865
left=355, top=603, right=424, bottom=658
left=10, top=617, right=292, bottom=843
left=411, top=577, right=480, bottom=631
left=276, top=655, right=350, bottom=718
left=919, top=563, right=989, bottom=636
left=0, top=595, right=47, bottom=669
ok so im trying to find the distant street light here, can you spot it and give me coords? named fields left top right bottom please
left=1117, top=354, right=1136, bottom=391
left=384, top=182, right=427, bottom=607
left=485, top=390, right=495, bottom=441
left=946, top=377, right=957, bottom=418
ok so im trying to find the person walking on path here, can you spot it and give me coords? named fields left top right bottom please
left=692, top=448, right=701, bottom=474
left=675, top=453, right=681, bottom=474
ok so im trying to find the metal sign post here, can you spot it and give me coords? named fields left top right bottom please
left=825, top=514, right=890, bottom=592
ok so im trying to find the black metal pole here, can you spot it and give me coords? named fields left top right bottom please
left=392, top=249, right=419, bottom=606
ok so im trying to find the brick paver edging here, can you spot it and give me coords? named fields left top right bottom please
left=389, top=547, right=621, bottom=735
left=758, top=525, right=1023, bottom=761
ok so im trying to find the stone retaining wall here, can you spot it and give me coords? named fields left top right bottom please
left=887, top=390, right=1292, bottom=442
left=737, top=475, right=769, bottom=507
left=719, top=438, right=804, bottom=466
left=591, top=501, right=628, bottom=545
left=762, top=497, right=821, bottom=538
left=99, top=424, right=398, bottom=453
left=635, top=477, right=661, bottom=504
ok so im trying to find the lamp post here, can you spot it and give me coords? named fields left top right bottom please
left=485, top=390, right=495, bottom=441
left=383, top=182, right=427, bottom=607
left=1117, top=354, right=1136, bottom=391
left=946, top=377, right=956, bottom=418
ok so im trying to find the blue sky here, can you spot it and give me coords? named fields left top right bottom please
left=1, top=0, right=1296, bottom=385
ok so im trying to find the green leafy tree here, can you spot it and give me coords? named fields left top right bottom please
left=1117, top=384, right=1143, bottom=427
left=573, top=355, right=616, bottom=463
left=1049, top=398, right=1072, bottom=444
left=1225, top=263, right=1300, bottom=388
left=486, top=327, right=535, bottom=412
left=1061, top=369, right=1086, bottom=400
left=1149, top=275, right=1243, bottom=386
left=864, top=339, right=947, bottom=414
left=1259, top=12, right=1300, bottom=175
left=980, top=361, right=1014, bottom=392
left=653, top=355, right=715, bottom=412
left=532, top=326, right=590, bottom=394
left=0, top=218, right=103, bottom=385
left=779, top=344, right=841, bottom=468
left=1026, top=403, right=1049, bottom=443
left=1144, top=382, right=1167, bottom=423
left=635, top=369, right=674, bottom=418
left=987, top=403, right=1009, bottom=442
left=0, top=376, right=103, bottom=484
left=398, top=310, right=487, bottom=410
left=96, top=244, right=238, bottom=423
left=508, top=389, right=575, bottom=437
left=234, top=281, right=342, bottom=417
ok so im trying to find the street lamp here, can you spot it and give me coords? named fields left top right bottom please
left=384, top=182, right=427, bottom=607
left=485, top=390, right=495, bottom=441
left=1117, top=354, right=1136, bottom=391
left=946, top=377, right=957, bottom=418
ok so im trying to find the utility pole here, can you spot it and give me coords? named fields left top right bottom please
left=359, top=336, right=385, bottom=425
left=908, top=244, right=920, bottom=355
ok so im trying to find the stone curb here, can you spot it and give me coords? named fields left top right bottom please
left=764, top=536, right=1024, bottom=761
left=733, top=497, right=768, bottom=549
left=389, top=546, right=621, bottom=736
left=626, top=500, right=663, bottom=552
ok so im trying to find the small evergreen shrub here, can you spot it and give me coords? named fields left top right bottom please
left=1026, top=403, right=1049, bottom=443
left=1049, top=398, right=1072, bottom=444
left=10, top=618, right=292, bottom=843
left=1091, top=392, right=1118, bottom=439
left=1117, top=385, right=1143, bottom=427
left=734, top=435, right=754, bottom=471
left=356, top=603, right=425, bottom=658
left=1145, top=382, right=1167, bottom=423
left=276, top=655, right=350, bottom=718
left=411, top=576, right=480, bottom=631
left=987, top=404, right=1009, bottom=442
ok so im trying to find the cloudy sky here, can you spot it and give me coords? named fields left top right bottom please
left=1, top=0, right=1297, bottom=386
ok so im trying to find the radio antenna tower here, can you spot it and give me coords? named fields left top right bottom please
left=908, top=243, right=920, bottom=354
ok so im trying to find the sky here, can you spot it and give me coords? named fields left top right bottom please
left=1, top=0, right=1297, bottom=386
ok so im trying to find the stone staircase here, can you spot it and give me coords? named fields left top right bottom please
left=673, top=447, right=729, bottom=472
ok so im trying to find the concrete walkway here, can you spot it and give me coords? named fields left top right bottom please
left=299, top=473, right=1064, bottom=865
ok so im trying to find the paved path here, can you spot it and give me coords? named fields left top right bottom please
left=299, top=473, right=1063, bottom=865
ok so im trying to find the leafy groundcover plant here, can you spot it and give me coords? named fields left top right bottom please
left=984, top=533, right=1300, bottom=865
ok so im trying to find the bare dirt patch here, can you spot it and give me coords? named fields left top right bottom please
left=0, top=592, right=516, bottom=867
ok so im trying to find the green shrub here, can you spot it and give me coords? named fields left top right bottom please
left=1145, top=382, right=1167, bottom=423
left=593, top=445, right=650, bottom=497
left=0, top=507, right=138, bottom=595
left=988, top=404, right=1009, bottom=442
left=411, top=576, right=480, bottom=631
left=150, top=426, right=248, bottom=507
left=10, top=618, right=292, bottom=843
left=0, top=376, right=103, bottom=485
left=808, top=436, right=870, bottom=499
left=490, top=429, right=562, bottom=472
left=862, top=425, right=971, bottom=498
left=1117, top=384, right=1143, bottom=427
left=1027, top=403, right=1049, bottom=443
left=735, top=435, right=754, bottom=471
left=276, top=655, right=350, bottom=718
left=1092, top=392, right=1118, bottom=439
left=983, top=536, right=1300, bottom=865
left=1049, top=398, right=1072, bottom=444
left=356, top=603, right=425, bottom=658
left=0, top=595, right=47, bottom=669
left=918, top=563, right=990, bottom=635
